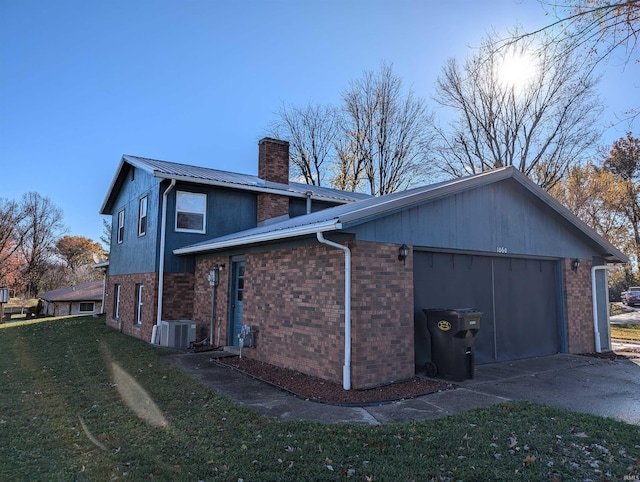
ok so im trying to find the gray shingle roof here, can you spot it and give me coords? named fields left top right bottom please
left=39, top=281, right=103, bottom=302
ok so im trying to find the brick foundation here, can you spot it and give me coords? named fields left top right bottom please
left=563, top=258, right=594, bottom=353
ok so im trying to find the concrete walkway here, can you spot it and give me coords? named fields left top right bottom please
left=166, top=352, right=640, bottom=426
left=610, top=305, right=640, bottom=324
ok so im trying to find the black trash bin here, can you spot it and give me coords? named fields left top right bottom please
left=422, top=308, right=481, bottom=381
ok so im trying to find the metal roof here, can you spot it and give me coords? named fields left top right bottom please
left=100, top=155, right=369, bottom=214
left=39, top=281, right=104, bottom=302
left=174, top=166, right=629, bottom=263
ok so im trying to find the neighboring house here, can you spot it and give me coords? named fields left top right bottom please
left=101, top=137, right=628, bottom=390
left=39, top=280, right=104, bottom=317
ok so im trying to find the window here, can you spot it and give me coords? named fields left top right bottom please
left=138, top=196, right=148, bottom=236
left=113, top=284, right=121, bottom=319
left=117, top=210, right=125, bottom=244
left=135, top=284, right=143, bottom=326
left=79, top=302, right=94, bottom=313
left=176, top=191, right=206, bottom=233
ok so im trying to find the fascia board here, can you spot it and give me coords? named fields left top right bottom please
left=99, top=156, right=159, bottom=214
left=173, top=219, right=342, bottom=255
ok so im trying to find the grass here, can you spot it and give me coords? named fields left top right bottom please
left=611, top=323, right=640, bottom=342
left=1, top=316, right=639, bottom=481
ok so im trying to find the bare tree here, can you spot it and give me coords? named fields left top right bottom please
left=0, top=198, right=27, bottom=287
left=341, top=63, right=433, bottom=195
left=510, top=1, right=639, bottom=67
left=268, top=64, right=433, bottom=196
left=270, top=102, right=340, bottom=186
left=17, top=192, right=66, bottom=296
left=431, top=32, right=602, bottom=190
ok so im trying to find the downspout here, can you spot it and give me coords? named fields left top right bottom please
left=316, top=232, right=351, bottom=390
left=306, top=191, right=313, bottom=214
left=591, top=264, right=613, bottom=353
left=152, top=179, right=176, bottom=344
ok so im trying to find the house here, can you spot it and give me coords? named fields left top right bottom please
left=101, top=137, right=628, bottom=390
left=39, top=280, right=104, bottom=317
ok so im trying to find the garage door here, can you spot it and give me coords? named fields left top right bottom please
left=414, top=251, right=562, bottom=365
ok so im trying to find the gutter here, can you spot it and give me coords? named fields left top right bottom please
left=316, top=232, right=352, bottom=390
left=591, top=264, right=614, bottom=353
left=174, top=219, right=342, bottom=255
left=152, top=179, right=176, bottom=344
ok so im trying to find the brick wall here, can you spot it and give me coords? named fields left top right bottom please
left=351, top=241, right=415, bottom=388
left=162, top=272, right=195, bottom=320
left=563, top=258, right=594, bottom=353
left=105, top=272, right=158, bottom=342
left=242, top=244, right=346, bottom=384
left=257, top=193, right=289, bottom=224
left=193, top=256, right=230, bottom=346
left=192, top=240, right=416, bottom=389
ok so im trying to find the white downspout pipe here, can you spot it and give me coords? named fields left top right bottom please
left=591, top=264, right=614, bottom=353
left=152, top=179, right=176, bottom=344
left=317, top=232, right=351, bottom=390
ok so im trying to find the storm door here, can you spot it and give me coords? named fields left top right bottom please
left=228, top=259, right=245, bottom=347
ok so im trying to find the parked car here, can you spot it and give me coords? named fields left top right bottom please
left=625, top=287, right=640, bottom=306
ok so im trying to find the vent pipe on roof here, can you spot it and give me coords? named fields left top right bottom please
left=316, top=232, right=351, bottom=390
left=306, top=191, right=313, bottom=214
left=152, top=179, right=176, bottom=345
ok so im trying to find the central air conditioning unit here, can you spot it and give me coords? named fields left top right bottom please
left=159, top=320, right=197, bottom=349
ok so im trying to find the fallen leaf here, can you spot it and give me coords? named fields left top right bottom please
left=523, top=455, right=536, bottom=466
left=509, top=435, right=518, bottom=449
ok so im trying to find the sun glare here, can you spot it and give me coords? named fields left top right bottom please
left=498, top=51, right=538, bottom=91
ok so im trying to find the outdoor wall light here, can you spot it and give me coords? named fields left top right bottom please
left=398, top=244, right=410, bottom=265
left=571, top=258, right=580, bottom=271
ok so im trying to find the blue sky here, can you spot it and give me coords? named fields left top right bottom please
left=1, top=0, right=637, bottom=246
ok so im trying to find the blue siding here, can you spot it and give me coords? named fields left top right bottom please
left=163, top=183, right=258, bottom=272
left=107, top=167, right=161, bottom=275
left=349, top=179, right=604, bottom=259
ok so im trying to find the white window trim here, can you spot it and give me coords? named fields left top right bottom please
left=135, top=284, right=143, bottom=326
left=175, top=191, right=207, bottom=234
left=114, top=284, right=120, bottom=319
left=138, top=196, right=148, bottom=237
left=117, top=210, right=125, bottom=244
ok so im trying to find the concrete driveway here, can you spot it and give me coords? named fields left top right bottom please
left=167, top=352, right=640, bottom=426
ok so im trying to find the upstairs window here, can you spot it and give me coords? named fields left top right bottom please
left=138, top=196, right=148, bottom=236
left=176, top=191, right=206, bottom=233
left=117, top=210, right=125, bottom=244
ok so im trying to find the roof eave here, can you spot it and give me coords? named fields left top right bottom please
left=174, top=219, right=342, bottom=255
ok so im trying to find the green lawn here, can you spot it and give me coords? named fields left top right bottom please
left=611, top=323, right=640, bottom=342
left=1, top=316, right=639, bottom=481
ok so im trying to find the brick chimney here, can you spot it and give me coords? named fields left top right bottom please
left=257, top=137, right=290, bottom=225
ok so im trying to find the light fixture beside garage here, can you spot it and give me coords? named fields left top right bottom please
left=398, top=244, right=409, bottom=265
left=571, top=258, right=580, bottom=271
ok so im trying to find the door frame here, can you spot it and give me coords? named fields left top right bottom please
left=228, top=255, right=246, bottom=346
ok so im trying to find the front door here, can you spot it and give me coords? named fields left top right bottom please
left=229, top=259, right=245, bottom=347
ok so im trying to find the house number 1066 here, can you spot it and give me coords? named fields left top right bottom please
left=496, top=246, right=508, bottom=254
